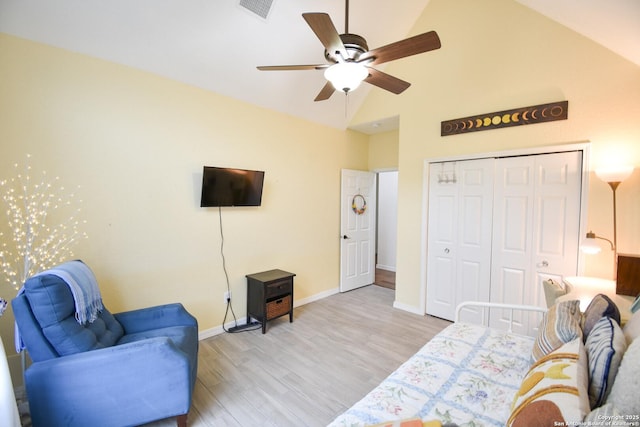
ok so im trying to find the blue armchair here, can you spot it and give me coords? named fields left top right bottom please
left=12, top=263, right=198, bottom=427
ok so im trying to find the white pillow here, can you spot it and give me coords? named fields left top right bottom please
left=606, top=337, right=640, bottom=415
left=623, top=310, right=640, bottom=345
left=584, top=403, right=620, bottom=421
left=543, top=279, right=567, bottom=308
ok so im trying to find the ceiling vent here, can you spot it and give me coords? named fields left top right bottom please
left=238, top=0, right=275, bottom=20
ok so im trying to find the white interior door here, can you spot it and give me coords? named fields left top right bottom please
left=426, top=159, right=494, bottom=322
left=490, top=151, right=582, bottom=334
left=340, top=169, right=376, bottom=292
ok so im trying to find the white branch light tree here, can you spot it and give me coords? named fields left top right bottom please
left=0, top=155, right=87, bottom=291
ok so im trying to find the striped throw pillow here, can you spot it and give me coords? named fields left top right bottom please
left=582, top=294, right=621, bottom=339
left=532, top=300, right=582, bottom=361
left=585, top=316, right=626, bottom=408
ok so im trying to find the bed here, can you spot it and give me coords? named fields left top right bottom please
left=328, top=303, right=545, bottom=426
left=329, top=296, right=640, bottom=427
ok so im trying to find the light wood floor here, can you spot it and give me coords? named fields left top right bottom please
left=147, top=285, right=450, bottom=427
left=374, top=268, right=396, bottom=290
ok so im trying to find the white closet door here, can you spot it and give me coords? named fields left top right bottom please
left=426, top=159, right=494, bottom=321
left=426, top=163, right=457, bottom=319
left=490, top=151, right=582, bottom=335
left=529, top=152, right=582, bottom=326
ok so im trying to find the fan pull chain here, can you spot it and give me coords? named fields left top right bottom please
left=345, top=92, right=349, bottom=118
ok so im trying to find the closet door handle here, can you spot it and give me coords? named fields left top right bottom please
left=538, top=260, right=549, bottom=268
left=444, top=248, right=450, bottom=254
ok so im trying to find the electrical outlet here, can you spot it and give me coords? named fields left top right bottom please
left=224, top=291, right=231, bottom=303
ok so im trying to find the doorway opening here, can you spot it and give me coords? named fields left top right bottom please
left=374, top=267, right=396, bottom=289
left=374, top=170, right=398, bottom=290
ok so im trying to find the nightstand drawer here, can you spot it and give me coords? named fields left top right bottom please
left=266, top=295, right=292, bottom=320
left=265, top=279, right=292, bottom=299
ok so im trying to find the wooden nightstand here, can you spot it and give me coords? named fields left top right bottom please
left=246, top=269, right=295, bottom=334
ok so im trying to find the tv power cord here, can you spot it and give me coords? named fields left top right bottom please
left=218, top=206, right=262, bottom=333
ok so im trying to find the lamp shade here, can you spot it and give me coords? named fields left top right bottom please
left=324, top=62, right=368, bottom=93
left=580, top=236, right=602, bottom=254
left=580, top=231, right=615, bottom=255
left=595, top=165, right=634, bottom=183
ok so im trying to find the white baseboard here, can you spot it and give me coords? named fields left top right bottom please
left=198, top=286, right=340, bottom=341
left=294, top=287, right=340, bottom=307
left=392, top=300, right=424, bottom=315
left=198, top=322, right=240, bottom=340
left=375, top=264, right=396, bottom=272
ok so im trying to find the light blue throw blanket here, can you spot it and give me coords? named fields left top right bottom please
left=37, top=260, right=104, bottom=324
left=15, top=260, right=104, bottom=352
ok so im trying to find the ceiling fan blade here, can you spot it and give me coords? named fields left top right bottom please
left=365, top=68, right=411, bottom=94
left=314, top=81, right=336, bottom=102
left=302, top=13, right=348, bottom=60
left=257, top=64, right=329, bottom=71
left=359, top=31, right=441, bottom=66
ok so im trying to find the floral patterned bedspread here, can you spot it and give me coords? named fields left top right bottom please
left=328, top=322, right=534, bottom=427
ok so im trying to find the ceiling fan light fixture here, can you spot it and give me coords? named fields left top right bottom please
left=324, top=62, right=368, bottom=93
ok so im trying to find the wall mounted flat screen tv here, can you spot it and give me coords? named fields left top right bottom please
left=200, top=166, right=265, bottom=207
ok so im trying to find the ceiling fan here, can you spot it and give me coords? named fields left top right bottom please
left=257, top=0, right=441, bottom=102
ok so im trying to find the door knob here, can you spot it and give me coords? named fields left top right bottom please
left=538, top=260, right=549, bottom=267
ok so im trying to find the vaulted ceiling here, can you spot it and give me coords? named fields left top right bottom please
left=1, top=0, right=638, bottom=132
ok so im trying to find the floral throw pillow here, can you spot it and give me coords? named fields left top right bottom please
left=509, top=338, right=589, bottom=426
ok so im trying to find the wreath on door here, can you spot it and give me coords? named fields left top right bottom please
left=351, top=194, right=367, bottom=215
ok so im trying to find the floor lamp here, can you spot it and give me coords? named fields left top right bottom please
left=580, top=165, right=634, bottom=277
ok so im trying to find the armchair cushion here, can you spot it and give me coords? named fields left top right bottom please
left=23, top=273, right=124, bottom=357
left=118, top=325, right=196, bottom=352
left=114, top=302, right=197, bottom=334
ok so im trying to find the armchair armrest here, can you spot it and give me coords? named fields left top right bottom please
left=26, top=337, right=192, bottom=427
left=114, top=302, right=197, bottom=334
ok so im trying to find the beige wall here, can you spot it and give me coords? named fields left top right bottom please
left=368, top=129, right=399, bottom=171
left=0, top=34, right=368, bottom=374
left=352, top=0, right=640, bottom=310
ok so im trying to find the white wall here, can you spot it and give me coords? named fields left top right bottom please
left=376, top=171, right=398, bottom=271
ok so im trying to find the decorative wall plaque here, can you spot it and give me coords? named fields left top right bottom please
left=441, top=100, right=568, bottom=136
